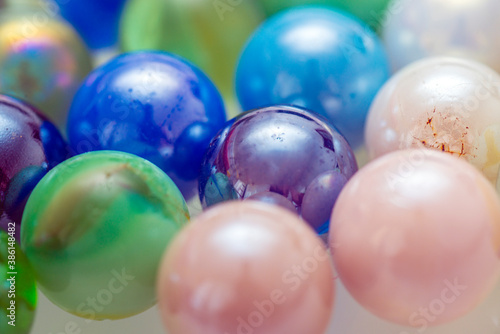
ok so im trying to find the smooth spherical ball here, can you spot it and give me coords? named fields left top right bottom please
left=258, top=0, right=391, bottom=29
left=158, top=201, right=335, bottom=334
left=67, top=51, right=227, bottom=199
left=0, top=94, right=70, bottom=241
left=0, top=9, right=92, bottom=129
left=120, top=0, right=263, bottom=101
left=199, top=105, right=358, bottom=235
left=55, top=0, right=127, bottom=49
left=235, top=7, right=389, bottom=148
left=21, top=151, right=190, bottom=320
left=330, top=149, right=500, bottom=326
left=365, top=57, right=500, bottom=186
left=383, top=0, right=500, bottom=73
left=1, top=230, right=37, bottom=334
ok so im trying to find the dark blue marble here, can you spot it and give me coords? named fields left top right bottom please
left=55, top=0, right=127, bottom=49
left=67, top=51, right=227, bottom=199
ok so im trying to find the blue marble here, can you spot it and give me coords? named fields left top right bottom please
left=67, top=51, right=227, bottom=199
left=55, top=0, right=127, bottom=49
left=235, top=6, right=390, bottom=148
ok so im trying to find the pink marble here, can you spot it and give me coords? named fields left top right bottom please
left=158, top=201, right=335, bottom=334
left=330, top=149, right=500, bottom=327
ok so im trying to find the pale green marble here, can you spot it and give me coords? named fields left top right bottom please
left=1, top=230, right=37, bottom=334
left=21, top=151, right=189, bottom=320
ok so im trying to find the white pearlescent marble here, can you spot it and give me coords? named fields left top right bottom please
left=365, top=57, right=500, bottom=189
left=383, top=0, right=500, bottom=73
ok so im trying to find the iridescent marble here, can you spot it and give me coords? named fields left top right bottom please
left=0, top=94, right=70, bottom=242
left=258, top=0, right=391, bottom=29
left=67, top=51, right=227, bottom=200
left=383, top=0, right=500, bottom=73
left=199, top=105, right=358, bottom=235
left=330, top=149, right=500, bottom=326
left=21, top=151, right=189, bottom=320
left=158, top=201, right=335, bottom=334
left=55, top=0, right=127, bottom=49
left=120, top=0, right=263, bottom=102
left=1, top=230, right=37, bottom=334
left=235, top=7, right=390, bottom=148
left=365, top=57, right=500, bottom=188
left=0, top=7, right=92, bottom=129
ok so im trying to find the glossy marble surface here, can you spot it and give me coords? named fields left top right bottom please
left=0, top=94, right=70, bottom=241
left=67, top=51, right=227, bottom=199
left=21, top=151, right=189, bottom=320
left=158, top=201, right=335, bottom=334
left=199, top=105, right=358, bottom=234
left=331, top=149, right=500, bottom=326
left=0, top=7, right=92, bottom=129
left=235, top=7, right=390, bottom=148
left=365, top=57, right=500, bottom=189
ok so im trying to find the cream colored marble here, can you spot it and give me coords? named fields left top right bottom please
left=383, top=0, right=500, bottom=73
left=366, top=57, right=500, bottom=188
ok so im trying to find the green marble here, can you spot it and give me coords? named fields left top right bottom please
left=258, top=0, right=392, bottom=30
left=1, top=231, right=37, bottom=334
left=21, top=151, right=190, bottom=320
left=120, top=0, right=263, bottom=103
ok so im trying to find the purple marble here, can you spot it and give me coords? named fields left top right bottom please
left=0, top=94, right=70, bottom=241
left=199, top=105, right=358, bottom=234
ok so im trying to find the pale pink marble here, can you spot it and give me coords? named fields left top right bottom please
left=158, top=201, right=335, bottom=334
left=330, top=149, right=500, bottom=327
left=365, top=57, right=500, bottom=187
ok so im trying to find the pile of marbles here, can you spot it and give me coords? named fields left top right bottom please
left=2, top=0, right=500, bottom=334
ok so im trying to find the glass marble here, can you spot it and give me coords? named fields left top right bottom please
left=66, top=51, right=227, bottom=199
left=120, top=0, right=263, bottom=103
left=330, top=149, right=500, bottom=326
left=158, top=201, right=334, bottom=334
left=199, top=105, right=358, bottom=235
left=383, top=0, right=500, bottom=73
left=235, top=7, right=390, bottom=148
left=257, top=0, right=391, bottom=30
left=365, top=57, right=500, bottom=189
left=1, top=230, right=37, bottom=334
left=55, top=0, right=127, bottom=50
left=21, top=151, right=189, bottom=320
left=0, top=94, right=70, bottom=242
left=0, top=7, right=92, bottom=130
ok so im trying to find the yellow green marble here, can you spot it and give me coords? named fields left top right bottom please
left=21, top=151, right=189, bottom=320
left=120, top=0, right=263, bottom=105
left=1, top=230, right=37, bottom=334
